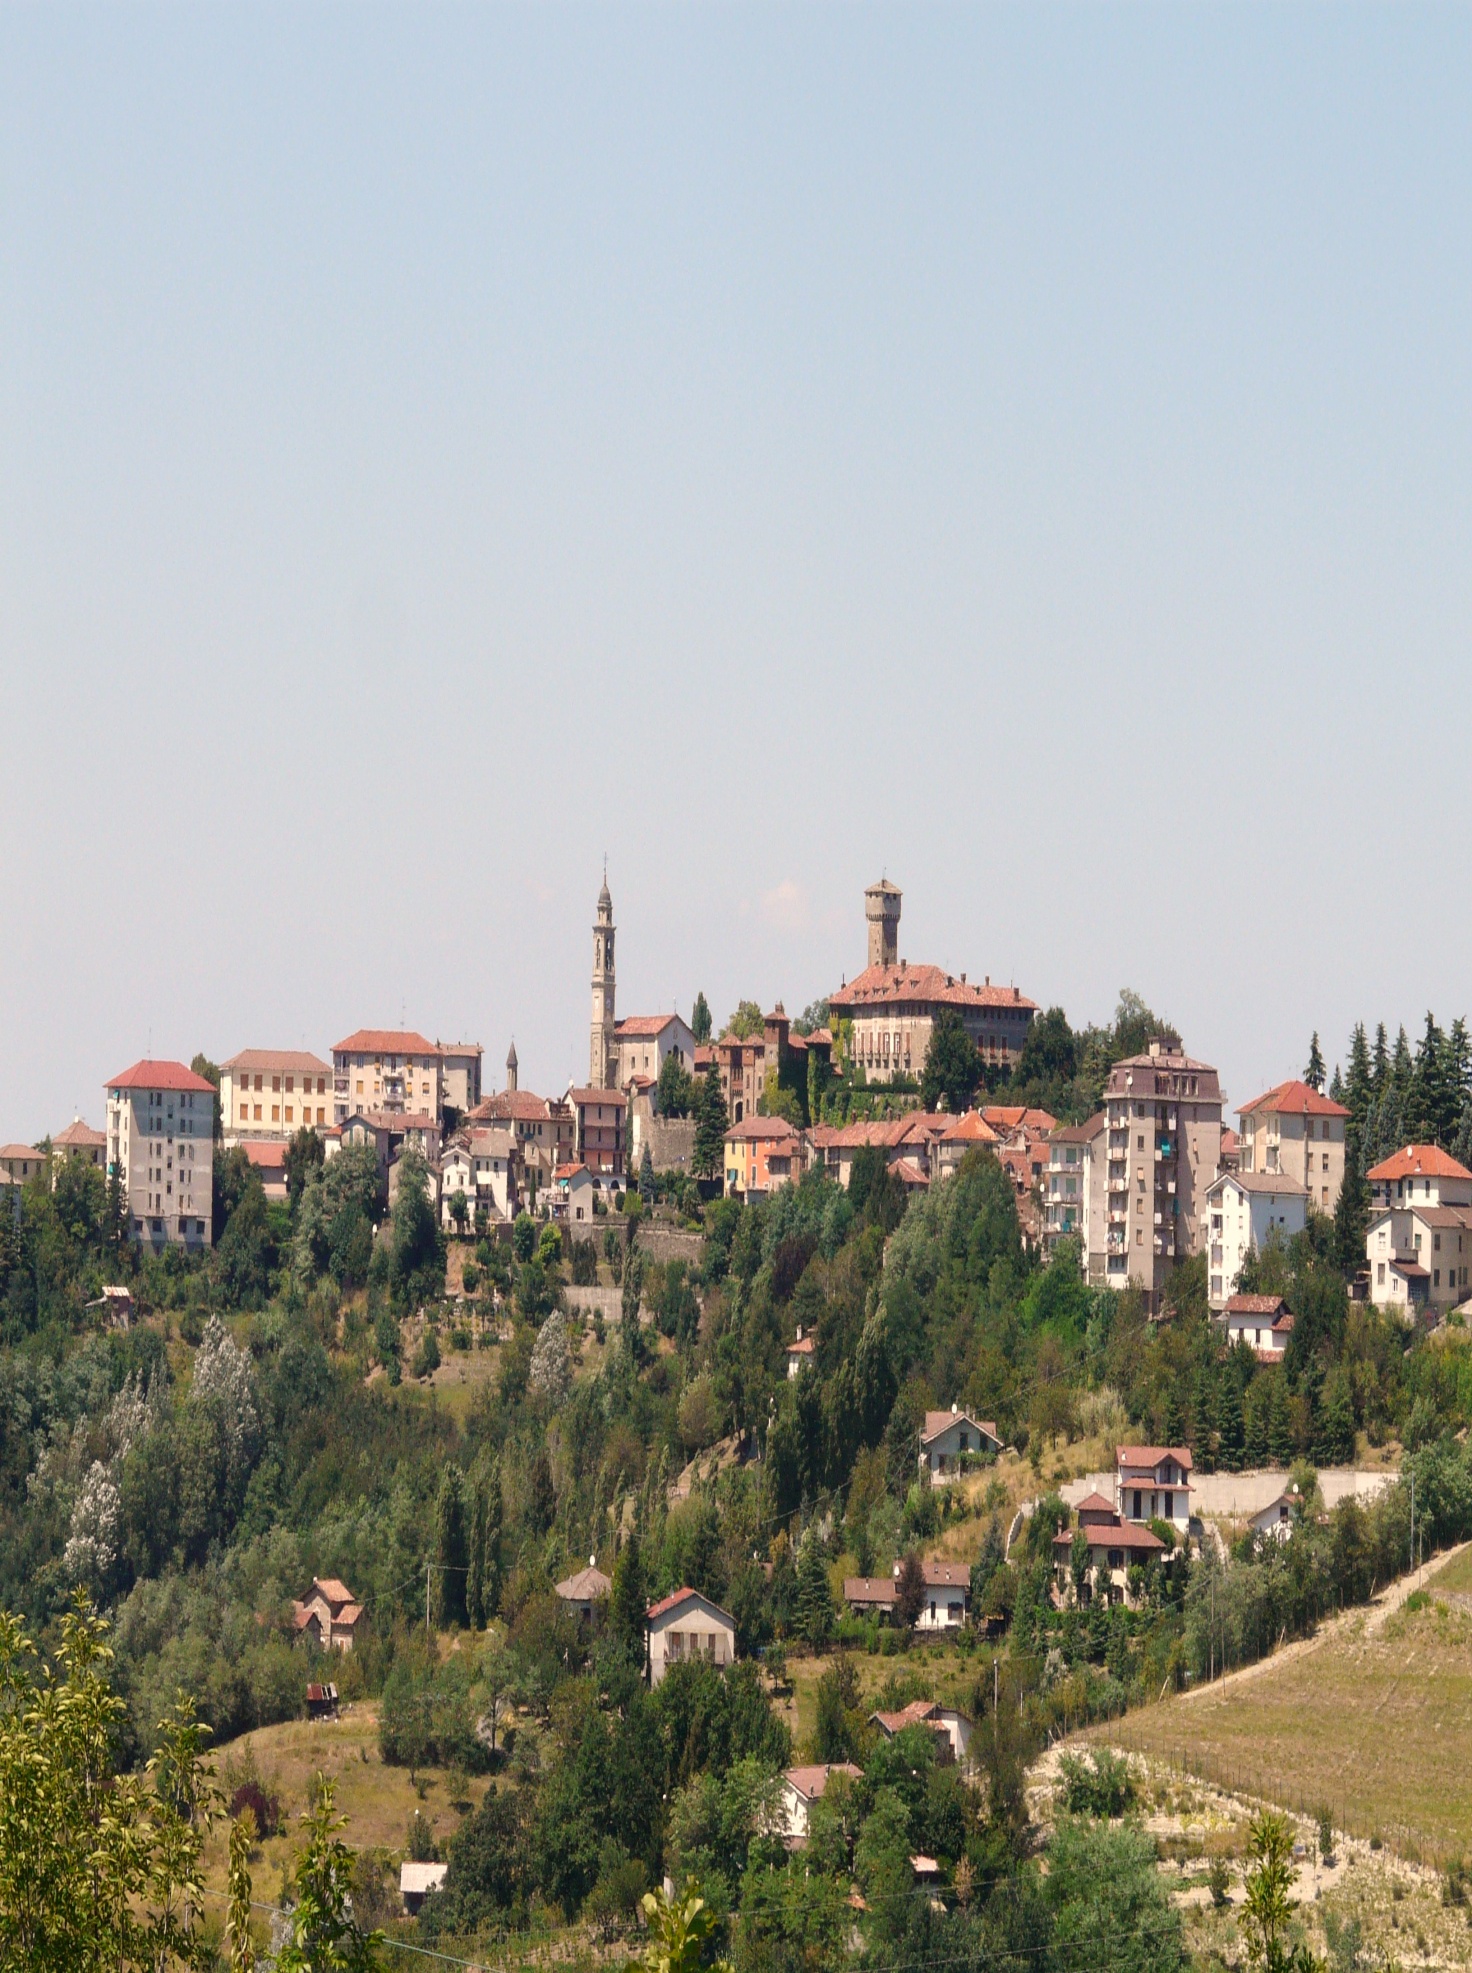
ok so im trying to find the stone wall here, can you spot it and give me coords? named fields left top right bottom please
left=564, top=1285, right=622, bottom=1323
left=634, top=1224, right=706, bottom=1268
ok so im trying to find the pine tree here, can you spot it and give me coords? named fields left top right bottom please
left=691, top=992, right=712, bottom=1045
left=1193, top=1366, right=1218, bottom=1472
left=1304, top=1033, right=1326, bottom=1093
left=692, top=1067, right=729, bottom=1180
left=1217, top=1368, right=1245, bottom=1473
left=1448, top=1019, right=1471, bottom=1122
left=1328, top=1064, right=1344, bottom=1105
left=795, top=1528, right=834, bottom=1649
left=1410, top=1013, right=1452, bottom=1145
left=1334, top=1128, right=1370, bottom=1275
left=1267, top=1375, right=1294, bottom=1467
left=1391, top=1025, right=1414, bottom=1099
left=1371, top=1023, right=1390, bottom=1095
left=1455, top=1096, right=1472, bottom=1173
left=1317, top=1370, right=1356, bottom=1466
left=434, top=1465, right=468, bottom=1627
left=639, top=1141, right=655, bottom=1199
left=466, top=1484, right=485, bottom=1629
left=610, top=1531, right=647, bottom=1659
left=481, top=1460, right=503, bottom=1618
left=1344, top=1023, right=1372, bottom=1139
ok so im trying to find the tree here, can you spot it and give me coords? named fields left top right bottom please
left=610, top=1533, right=648, bottom=1662
left=448, top=1190, right=469, bottom=1236
left=1046, top=1816, right=1184, bottom=1973
left=893, top=1550, right=925, bottom=1628
left=691, top=993, right=712, bottom=1044
left=657, top=1052, right=695, bottom=1118
left=693, top=1068, right=729, bottom=1181
left=536, top=1222, right=562, bottom=1269
left=191, top=1053, right=222, bottom=1139
left=282, top=1126, right=324, bottom=1210
left=435, top=1466, right=468, bottom=1627
left=725, top=1001, right=765, bottom=1041
left=1304, top=1033, right=1325, bottom=1093
left=227, top=1811, right=255, bottom=1973
left=0, top=1599, right=219, bottom=1972
left=1240, top=1810, right=1306, bottom=1973
left=640, top=1142, right=656, bottom=1198
left=390, top=1148, right=444, bottom=1306
left=795, top=1530, right=833, bottom=1649
left=813, top=1656, right=862, bottom=1763
left=276, top=1777, right=384, bottom=1972
left=920, top=1008, right=982, bottom=1114
left=636, top=1884, right=732, bottom=1973
left=512, top=1212, right=536, bottom=1263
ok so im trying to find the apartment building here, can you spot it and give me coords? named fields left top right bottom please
left=332, top=1031, right=442, bottom=1125
left=1365, top=1145, right=1472, bottom=1319
left=566, top=1086, right=627, bottom=1179
left=1045, top=1114, right=1106, bottom=1274
left=723, top=1115, right=805, bottom=1201
left=1203, top=1170, right=1309, bottom=1309
left=221, top=1050, right=333, bottom=1143
left=104, top=1060, right=215, bottom=1249
left=1236, top=1079, right=1349, bottom=1216
left=437, top=1046, right=484, bottom=1117
left=1101, top=1036, right=1224, bottom=1309
left=468, top=1088, right=574, bottom=1186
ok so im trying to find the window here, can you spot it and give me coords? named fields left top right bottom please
left=285, top=1076, right=294, bottom=1092
left=286, top=1106, right=294, bottom=1123
left=254, top=1104, right=262, bottom=1121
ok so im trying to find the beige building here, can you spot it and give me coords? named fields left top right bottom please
left=1204, top=1170, right=1309, bottom=1309
left=51, top=1119, right=107, bottom=1178
left=1102, top=1035, right=1223, bottom=1308
left=437, top=1045, right=483, bottom=1116
left=1046, top=1113, right=1106, bottom=1271
left=222, top=1049, right=333, bottom=1142
left=469, top=1086, right=573, bottom=1188
left=104, top=1059, right=216, bottom=1249
left=1365, top=1146, right=1472, bottom=1319
left=1236, top=1079, right=1349, bottom=1217
left=567, top=1086, right=627, bottom=1179
left=439, top=1125, right=518, bottom=1228
left=615, top=1013, right=697, bottom=1089
left=0, top=1143, right=47, bottom=1184
left=332, top=1030, right=443, bottom=1124
left=645, top=1586, right=736, bottom=1686
left=828, top=881, right=1035, bottom=1084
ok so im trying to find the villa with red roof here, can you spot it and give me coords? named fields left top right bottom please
left=1366, top=1146, right=1472, bottom=1319
left=104, top=1060, right=216, bottom=1250
left=918, top=1406, right=1002, bottom=1481
left=293, top=1577, right=364, bottom=1652
left=615, top=1013, right=696, bottom=1090
left=1053, top=1492, right=1167, bottom=1608
left=645, top=1586, right=736, bottom=1686
left=1237, top=1078, right=1350, bottom=1216
left=51, top=1118, right=107, bottom=1177
left=1115, top=1445, right=1193, bottom=1533
left=780, top=1764, right=863, bottom=1843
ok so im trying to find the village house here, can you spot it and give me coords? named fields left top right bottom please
left=439, top=1125, right=518, bottom=1229
left=1115, top=1446, right=1192, bottom=1533
left=1236, top=1079, right=1350, bottom=1216
left=917, top=1406, right=1002, bottom=1480
left=470, top=1063, right=575, bottom=1188
left=50, top=1118, right=107, bottom=1178
left=1249, top=1488, right=1303, bottom=1542
left=1223, top=1292, right=1294, bottom=1359
left=723, top=1114, right=806, bottom=1202
left=870, top=1698, right=972, bottom=1765
left=332, top=1030, right=444, bottom=1126
left=645, top=1587, right=736, bottom=1686
left=916, top=1560, right=970, bottom=1631
left=0, top=1143, right=47, bottom=1184
left=1365, top=1147, right=1472, bottom=1319
left=786, top=1328, right=816, bottom=1378
left=842, top=1576, right=896, bottom=1620
left=242, top=1140, right=290, bottom=1203
left=1204, top=1170, right=1309, bottom=1309
left=400, top=1864, right=448, bottom=1916
left=615, top=1013, right=697, bottom=1088
left=1051, top=1493, right=1166, bottom=1608
left=827, top=881, right=1037, bottom=1085
left=709, top=1005, right=823, bottom=1127
left=779, top=1764, right=862, bottom=1844
left=566, top=1086, right=627, bottom=1180
left=292, top=1577, right=364, bottom=1652
left=86, top=1284, right=135, bottom=1328
left=221, top=1049, right=333, bottom=1143
left=554, top=1561, right=612, bottom=1621
left=550, top=1161, right=599, bottom=1227
left=337, top=1110, right=442, bottom=1189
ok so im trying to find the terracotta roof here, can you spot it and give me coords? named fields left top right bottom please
left=0, top=1143, right=41, bottom=1161
left=567, top=1087, right=628, bottom=1108
left=920, top=1409, right=999, bottom=1446
left=981, top=1106, right=1058, bottom=1133
left=829, top=963, right=1037, bottom=1015
left=1408, top=1206, right=1472, bottom=1229
left=844, top=1576, right=896, bottom=1603
left=467, top=1127, right=514, bottom=1156
left=350, top=1111, right=437, bottom=1132
left=1368, top=1145, right=1472, bottom=1183
left=52, top=1119, right=106, bottom=1148
left=554, top=1162, right=591, bottom=1181
left=615, top=1015, right=683, bottom=1038
left=724, top=1115, right=804, bottom=1144
left=472, top=1090, right=563, bottom=1124
left=106, top=1060, right=216, bottom=1095
left=1075, top=1491, right=1116, bottom=1515
left=872, top=1699, right=944, bottom=1734
left=938, top=1111, right=1001, bottom=1144
left=1238, top=1079, right=1349, bottom=1119
left=556, top=1565, right=612, bottom=1601
left=243, top=1141, right=289, bottom=1170
left=1116, top=1446, right=1193, bottom=1472
left=786, top=1335, right=816, bottom=1356
left=335, top=1603, right=363, bottom=1626
left=646, top=1585, right=734, bottom=1624
left=921, top=1560, right=969, bottom=1588
left=1225, top=1293, right=1288, bottom=1316
left=223, top=1048, right=332, bottom=1074
left=1056, top=1519, right=1165, bottom=1552
left=1211, top=1170, right=1309, bottom=1198
left=784, top=1763, right=862, bottom=1802
left=1051, top=1113, right=1107, bottom=1145
left=892, top=1158, right=930, bottom=1187
left=311, top=1577, right=355, bottom=1607
left=333, top=1029, right=438, bottom=1058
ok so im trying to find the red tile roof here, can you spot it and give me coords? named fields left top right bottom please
left=223, top=1048, right=332, bottom=1074
left=106, top=1060, right=216, bottom=1095
left=829, top=963, right=1037, bottom=1015
left=646, top=1585, right=734, bottom=1624
left=921, top=1560, right=969, bottom=1588
left=1368, top=1145, right=1472, bottom=1183
left=472, top=1090, right=564, bottom=1124
left=1055, top=1519, right=1165, bottom=1552
left=843, top=1576, right=897, bottom=1604
left=724, top=1115, right=804, bottom=1144
left=784, top=1763, right=862, bottom=1801
left=981, top=1105, right=1058, bottom=1134
left=243, top=1141, right=289, bottom=1170
left=872, top=1699, right=944, bottom=1734
left=311, top=1577, right=356, bottom=1607
left=920, top=1409, right=999, bottom=1445
left=1238, top=1079, right=1349, bottom=1120
left=53, top=1119, right=106, bottom=1148
left=1117, top=1445, right=1193, bottom=1472
left=332, top=1029, right=438, bottom=1058
left=615, top=1015, right=683, bottom=1038
left=567, top=1087, right=628, bottom=1108
left=786, top=1335, right=816, bottom=1356
left=1225, top=1293, right=1287, bottom=1316
left=0, top=1143, right=41, bottom=1161
left=1075, top=1491, right=1116, bottom=1515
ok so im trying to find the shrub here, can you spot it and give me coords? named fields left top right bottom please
left=227, top=1777, right=280, bottom=1839
left=412, top=1329, right=441, bottom=1379
left=1057, top=1748, right=1136, bottom=1818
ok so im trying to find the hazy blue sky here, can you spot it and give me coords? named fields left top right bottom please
left=2, top=5, right=1469, bottom=1137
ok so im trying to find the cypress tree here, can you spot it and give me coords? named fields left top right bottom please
left=639, top=1141, right=655, bottom=1199
left=795, top=1528, right=834, bottom=1649
left=466, top=1483, right=485, bottom=1629
left=610, top=1530, right=647, bottom=1659
left=1334, top=1128, right=1370, bottom=1275
left=434, top=1464, right=468, bottom=1628
left=691, top=992, right=712, bottom=1044
left=693, top=1068, right=729, bottom=1181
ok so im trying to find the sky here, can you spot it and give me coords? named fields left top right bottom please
left=1, top=4, right=1470, bottom=1137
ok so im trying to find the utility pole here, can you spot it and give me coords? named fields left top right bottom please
left=426, top=1560, right=432, bottom=1642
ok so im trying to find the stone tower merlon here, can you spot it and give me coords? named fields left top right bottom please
left=590, top=872, right=617, bottom=1089
left=865, top=879, right=902, bottom=970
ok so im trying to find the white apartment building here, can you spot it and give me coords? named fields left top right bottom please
left=1203, top=1170, right=1309, bottom=1309
left=1236, top=1079, right=1349, bottom=1217
left=221, top=1049, right=333, bottom=1143
left=105, top=1060, right=216, bottom=1249
left=439, top=1126, right=518, bottom=1229
left=1102, top=1037, right=1224, bottom=1309
left=1365, top=1145, right=1472, bottom=1319
left=1046, top=1113, right=1106, bottom=1276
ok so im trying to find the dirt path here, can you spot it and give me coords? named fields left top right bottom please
left=1175, top=1539, right=1471, bottom=1703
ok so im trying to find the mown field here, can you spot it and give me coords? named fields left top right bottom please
left=1089, top=1548, right=1472, bottom=1864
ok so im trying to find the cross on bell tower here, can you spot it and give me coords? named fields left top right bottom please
left=589, top=864, right=617, bottom=1089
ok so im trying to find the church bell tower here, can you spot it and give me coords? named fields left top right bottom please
left=589, top=869, right=616, bottom=1088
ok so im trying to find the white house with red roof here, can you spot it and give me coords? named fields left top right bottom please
left=615, top=1013, right=696, bottom=1090
left=786, top=1327, right=817, bottom=1378
left=916, top=1559, right=971, bottom=1631
left=1366, top=1146, right=1472, bottom=1317
left=1115, top=1446, right=1192, bottom=1533
left=1203, top=1170, right=1309, bottom=1309
left=1223, top=1293, right=1294, bottom=1359
left=50, top=1117, right=107, bottom=1178
left=1237, top=1079, right=1350, bottom=1216
left=551, top=1161, right=599, bottom=1226
left=918, top=1406, right=1002, bottom=1481
left=104, top=1060, right=216, bottom=1249
left=780, top=1763, right=862, bottom=1843
left=869, top=1697, right=972, bottom=1764
left=1053, top=1492, right=1167, bottom=1608
left=645, top=1586, right=736, bottom=1685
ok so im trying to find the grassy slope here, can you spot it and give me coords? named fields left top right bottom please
left=1087, top=1547, right=1472, bottom=1863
